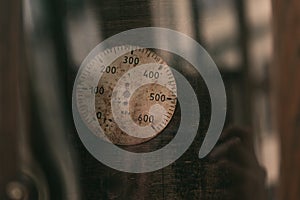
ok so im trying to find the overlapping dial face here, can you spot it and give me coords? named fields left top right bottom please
left=75, top=45, right=177, bottom=145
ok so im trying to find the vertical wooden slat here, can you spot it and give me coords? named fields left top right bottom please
left=0, top=0, right=23, bottom=196
left=272, top=0, right=300, bottom=199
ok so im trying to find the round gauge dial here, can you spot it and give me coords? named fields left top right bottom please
left=75, top=45, right=177, bottom=145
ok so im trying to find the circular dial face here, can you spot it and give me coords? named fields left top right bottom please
left=75, top=45, right=177, bottom=145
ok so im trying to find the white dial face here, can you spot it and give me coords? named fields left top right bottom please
left=75, top=45, right=177, bottom=145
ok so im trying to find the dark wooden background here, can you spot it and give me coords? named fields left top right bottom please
left=272, top=0, right=300, bottom=199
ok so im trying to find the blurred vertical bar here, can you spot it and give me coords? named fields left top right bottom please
left=0, top=0, right=23, bottom=196
left=23, top=0, right=80, bottom=198
left=234, top=0, right=253, bottom=128
left=272, top=0, right=300, bottom=199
